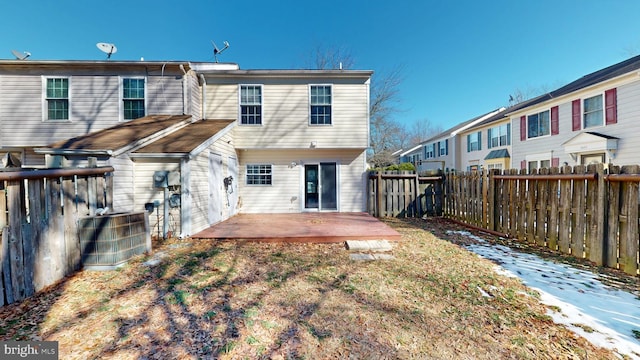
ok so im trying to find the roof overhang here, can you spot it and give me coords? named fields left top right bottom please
left=484, top=149, right=510, bottom=160
left=562, top=132, right=619, bottom=157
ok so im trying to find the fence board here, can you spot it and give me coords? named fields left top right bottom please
left=558, top=166, right=572, bottom=254
left=536, top=168, right=549, bottom=246
left=0, top=189, right=5, bottom=230
left=63, top=177, right=80, bottom=274
left=7, top=180, right=25, bottom=301
left=526, top=169, right=537, bottom=244
left=571, top=165, right=586, bottom=257
left=606, top=166, right=621, bottom=268
left=547, top=167, right=560, bottom=251
left=1, top=229, right=8, bottom=305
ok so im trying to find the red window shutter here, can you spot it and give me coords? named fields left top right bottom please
left=520, top=160, right=526, bottom=169
left=551, top=106, right=559, bottom=135
left=551, top=157, right=559, bottom=167
left=605, top=88, right=617, bottom=125
left=520, top=116, right=526, bottom=140
left=572, top=99, right=581, bottom=131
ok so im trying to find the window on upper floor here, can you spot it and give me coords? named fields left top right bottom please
left=438, top=139, right=448, bottom=156
left=45, top=77, right=69, bottom=121
left=527, top=110, right=550, bottom=139
left=583, top=94, right=603, bottom=128
left=123, top=78, right=145, bottom=120
left=246, top=164, right=272, bottom=185
left=240, top=85, right=262, bottom=125
left=467, top=132, right=481, bottom=152
left=310, top=85, right=332, bottom=125
left=488, top=124, right=510, bottom=148
left=424, top=144, right=435, bottom=158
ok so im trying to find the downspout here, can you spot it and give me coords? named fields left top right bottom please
left=199, top=74, right=207, bottom=120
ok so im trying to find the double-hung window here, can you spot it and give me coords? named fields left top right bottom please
left=439, top=140, right=448, bottom=156
left=310, top=85, right=332, bottom=125
left=123, top=78, right=145, bottom=120
left=240, top=85, right=262, bottom=125
left=583, top=94, right=603, bottom=128
left=488, top=124, right=510, bottom=148
left=527, top=110, right=550, bottom=139
left=424, top=144, right=434, bottom=158
left=246, top=164, right=272, bottom=185
left=45, top=77, right=69, bottom=121
left=467, top=132, right=481, bottom=152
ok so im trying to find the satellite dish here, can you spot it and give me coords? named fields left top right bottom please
left=211, top=40, right=229, bottom=62
left=96, top=42, right=117, bottom=59
left=11, top=50, right=31, bottom=60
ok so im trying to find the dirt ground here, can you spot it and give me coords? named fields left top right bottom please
left=0, top=217, right=634, bottom=359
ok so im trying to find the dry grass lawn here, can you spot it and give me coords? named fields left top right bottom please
left=0, top=217, right=624, bottom=359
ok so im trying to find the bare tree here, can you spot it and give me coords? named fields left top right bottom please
left=304, top=44, right=356, bottom=70
left=304, top=45, right=406, bottom=168
left=368, top=66, right=408, bottom=168
left=401, top=118, right=443, bottom=150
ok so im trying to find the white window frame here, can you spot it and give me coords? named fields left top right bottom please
left=439, top=140, right=447, bottom=156
left=424, top=144, right=434, bottom=159
left=239, top=84, right=263, bottom=126
left=119, top=76, right=147, bottom=121
left=245, top=164, right=273, bottom=185
left=468, top=132, right=480, bottom=152
left=527, top=110, right=550, bottom=139
left=309, top=84, right=332, bottom=125
left=42, top=76, right=71, bottom=122
left=489, top=124, right=509, bottom=148
left=583, top=93, right=604, bottom=129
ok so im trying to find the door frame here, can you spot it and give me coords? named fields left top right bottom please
left=301, top=160, right=339, bottom=212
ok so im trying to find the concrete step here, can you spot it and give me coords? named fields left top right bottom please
left=345, top=240, right=393, bottom=252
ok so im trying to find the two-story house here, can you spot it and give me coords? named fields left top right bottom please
left=509, top=54, right=640, bottom=170
left=195, top=66, right=373, bottom=215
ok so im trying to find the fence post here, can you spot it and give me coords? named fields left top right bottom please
left=376, top=171, right=382, bottom=218
left=7, top=180, right=25, bottom=301
left=486, top=169, right=494, bottom=231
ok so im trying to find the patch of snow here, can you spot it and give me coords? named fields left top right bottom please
left=449, top=230, right=640, bottom=359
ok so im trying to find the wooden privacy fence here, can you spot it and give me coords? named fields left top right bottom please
left=0, top=166, right=114, bottom=306
left=367, top=171, right=445, bottom=218
left=444, top=164, right=640, bottom=276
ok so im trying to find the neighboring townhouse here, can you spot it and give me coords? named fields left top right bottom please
left=0, top=60, right=200, bottom=167
left=458, top=108, right=513, bottom=171
left=0, top=60, right=373, bottom=237
left=403, top=108, right=505, bottom=173
left=509, top=54, right=640, bottom=170
left=194, top=65, right=373, bottom=214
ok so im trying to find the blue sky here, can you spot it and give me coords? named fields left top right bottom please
left=3, top=0, right=640, bottom=131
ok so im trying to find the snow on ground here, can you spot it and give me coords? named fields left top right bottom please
left=448, top=230, right=640, bottom=359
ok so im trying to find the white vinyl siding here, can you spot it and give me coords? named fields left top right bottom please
left=205, top=79, right=369, bottom=149
left=237, top=149, right=366, bottom=213
left=0, top=72, right=187, bottom=148
left=109, top=155, right=135, bottom=213
left=133, top=160, right=181, bottom=238
left=189, top=132, right=237, bottom=235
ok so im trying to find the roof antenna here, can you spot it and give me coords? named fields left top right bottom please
left=211, top=40, right=229, bottom=62
left=11, top=50, right=31, bottom=60
left=96, top=42, right=118, bottom=60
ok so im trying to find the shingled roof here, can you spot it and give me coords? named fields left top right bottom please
left=40, top=115, right=234, bottom=157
